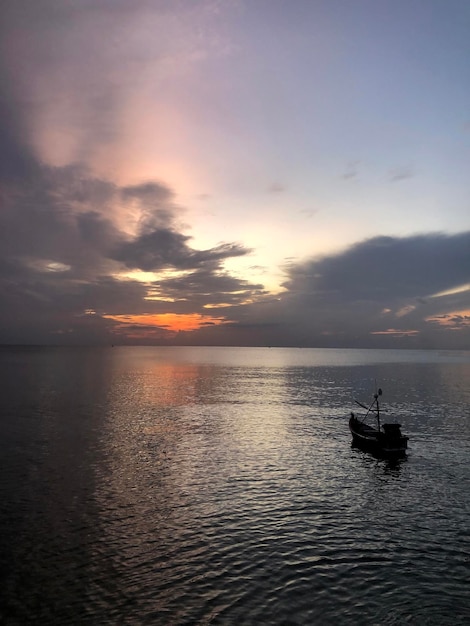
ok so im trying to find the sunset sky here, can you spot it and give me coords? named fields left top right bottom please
left=1, top=0, right=469, bottom=348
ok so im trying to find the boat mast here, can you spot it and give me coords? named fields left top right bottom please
left=375, top=387, right=382, bottom=432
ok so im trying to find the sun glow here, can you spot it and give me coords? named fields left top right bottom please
left=430, top=284, right=470, bottom=298
left=116, top=270, right=159, bottom=283
left=115, top=270, right=188, bottom=303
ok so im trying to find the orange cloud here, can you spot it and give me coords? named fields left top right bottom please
left=371, top=328, right=419, bottom=337
left=103, top=312, right=227, bottom=334
left=425, top=310, right=470, bottom=329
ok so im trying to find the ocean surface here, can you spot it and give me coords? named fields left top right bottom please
left=0, top=346, right=469, bottom=625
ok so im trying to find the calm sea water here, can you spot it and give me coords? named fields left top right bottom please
left=1, top=346, right=469, bottom=625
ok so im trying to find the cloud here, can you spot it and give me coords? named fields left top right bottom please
left=388, top=165, right=415, bottom=182
left=0, top=0, right=239, bottom=178
left=341, top=160, right=360, bottom=180
left=0, top=119, right=266, bottom=343
left=266, top=232, right=470, bottom=347
left=1, top=164, right=124, bottom=279
left=1, top=68, right=469, bottom=350
left=149, top=267, right=266, bottom=312
left=1, top=1, right=469, bottom=349
left=183, top=232, right=470, bottom=349
left=0, top=8, right=266, bottom=347
left=113, top=227, right=251, bottom=273
left=2, top=138, right=469, bottom=349
left=284, top=234, right=470, bottom=301
left=267, top=182, right=286, bottom=193
left=121, top=182, right=176, bottom=229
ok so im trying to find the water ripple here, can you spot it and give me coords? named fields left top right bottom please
left=1, top=348, right=469, bottom=624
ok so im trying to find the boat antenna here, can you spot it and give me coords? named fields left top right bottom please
left=353, top=382, right=383, bottom=424
left=374, top=385, right=382, bottom=432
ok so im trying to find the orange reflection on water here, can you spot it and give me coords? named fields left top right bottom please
left=139, top=362, right=206, bottom=409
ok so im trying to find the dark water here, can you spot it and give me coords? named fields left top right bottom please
left=1, top=346, right=469, bottom=625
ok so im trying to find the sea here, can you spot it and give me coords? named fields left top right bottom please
left=0, top=346, right=469, bottom=625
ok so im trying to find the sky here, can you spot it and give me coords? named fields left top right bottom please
left=1, top=0, right=469, bottom=348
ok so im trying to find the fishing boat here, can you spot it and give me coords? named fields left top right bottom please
left=349, top=388, right=408, bottom=455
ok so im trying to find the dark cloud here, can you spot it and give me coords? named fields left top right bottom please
left=0, top=31, right=264, bottom=344
left=0, top=164, right=123, bottom=280
left=0, top=133, right=264, bottom=343
left=0, top=97, right=37, bottom=181
left=150, top=268, right=266, bottom=312
left=121, top=182, right=176, bottom=230
left=121, top=182, right=173, bottom=203
left=1, top=148, right=469, bottom=350
left=180, top=232, right=470, bottom=348
left=268, top=232, right=470, bottom=348
left=0, top=22, right=38, bottom=183
left=1, top=77, right=469, bottom=349
left=285, top=233, right=470, bottom=301
left=114, top=231, right=250, bottom=273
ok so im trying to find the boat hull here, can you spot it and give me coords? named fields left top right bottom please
left=349, top=416, right=408, bottom=456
